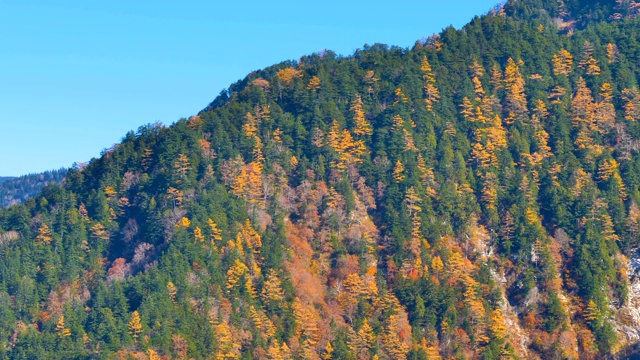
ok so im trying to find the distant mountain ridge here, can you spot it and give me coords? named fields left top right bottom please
left=0, top=169, right=67, bottom=208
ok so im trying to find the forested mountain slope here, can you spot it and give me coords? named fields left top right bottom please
left=3, top=0, right=640, bottom=358
left=0, top=169, right=67, bottom=208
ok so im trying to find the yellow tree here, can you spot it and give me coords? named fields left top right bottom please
left=600, top=82, right=613, bottom=102
left=326, top=119, right=367, bottom=171
left=243, top=112, right=258, bottom=138
left=56, top=316, right=71, bottom=337
left=394, top=87, right=409, bottom=105
left=472, top=76, right=485, bottom=101
left=417, top=154, right=437, bottom=196
left=167, top=187, right=184, bottom=208
left=421, top=56, right=440, bottom=110
left=266, top=339, right=284, bottom=360
left=404, top=187, right=422, bottom=216
left=405, top=187, right=426, bottom=257
left=167, top=281, right=177, bottom=303
left=460, top=97, right=476, bottom=122
left=142, top=148, right=153, bottom=170
left=322, top=342, right=334, bottom=360
left=36, top=223, right=53, bottom=245
left=469, top=60, right=485, bottom=78
left=261, top=269, right=285, bottom=306
left=606, top=43, right=619, bottom=63
left=583, top=300, right=600, bottom=323
left=250, top=306, right=276, bottom=338
left=490, top=63, right=502, bottom=91
left=597, top=159, right=619, bottom=182
left=194, top=226, right=205, bottom=244
left=579, top=41, right=601, bottom=75
left=347, top=327, right=367, bottom=358
left=208, top=218, right=223, bottom=243
left=177, top=216, right=191, bottom=229
left=481, top=173, right=499, bottom=210
left=104, top=186, right=117, bottom=200
left=128, top=311, right=143, bottom=341
left=241, top=219, right=262, bottom=251
left=623, top=87, right=640, bottom=122
left=403, top=129, right=418, bottom=152
left=552, top=49, right=573, bottom=76
left=358, top=319, right=376, bottom=350
left=327, top=120, right=341, bottom=150
left=307, top=75, right=321, bottom=91
left=431, top=256, right=444, bottom=279
left=90, top=223, right=109, bottom=241
left=78, top=203, right=89, bottom=221
left=351, top=94, right=372, bottom=136
left=382, top=314, right=410, bottom=360
left=503, top=58, right=527, bottom=123
left=272, top=128, right=283, bottom=143
left=173, top=153, right=190, bottom=182
left=253, top=137, right=265, bottom=167
left=571, top=77, right=598, bottom=152
left=393, top=160, right=405, bottom=183
left=392, top=114, right=405, bottom=130
left=489, top=309, right=507, bottom=339
left=276, top=67, right=302, bottom=84
left=147, top=349, right=160, bottom=360
left=549, top=86, right=567, bottom=104
left=292, top=298, right=320, bottom=356
left=215, top=321, right=241, bottom=359
left=231, top=163, right=264, bottom=204
left=226, top=259, right=249, bottom=292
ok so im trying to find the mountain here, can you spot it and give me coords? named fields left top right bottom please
left=0, top=169, right=67, bottom=208
left=4, top=0, right=640, bottom=358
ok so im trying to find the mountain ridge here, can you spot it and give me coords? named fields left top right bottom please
left=2, top=0, right=640, bottom=358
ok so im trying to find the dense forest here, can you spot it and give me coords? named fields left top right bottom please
left=0, top=169, right=67, bottom=208
left=4, top=0, right=640, bottom=358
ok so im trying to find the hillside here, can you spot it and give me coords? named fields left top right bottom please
left=3, top=0, right=640, bottom=358
left=0, top=169, right=67, bottom=208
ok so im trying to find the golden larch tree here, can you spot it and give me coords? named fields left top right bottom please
left=194, top=226, right=205, bottom=244
left=276, top=67, right=302, bottom=84
left=307, top=75, right=321, bottom=91
left=261, top=269, right=285, bottom=306
left=393, top=160, right=405, bottom=183
left=394, top=87, right=409, bottom=105
left=215, top=321, right=241, bottom=359
left=142, top=148, right=153, bottom=170
left=36, top=223, right=53, bottom=245
left=421, top=56, right=440, bottom=110
left=351, top=94, right=373, bottom=136
left=243, top=112, right=258, bottom=138
left=208, top=218, right=223, bottom=242
left=173, top=153, right=190, bottom=182
left=503, top=58, right=528, bottom=123
left=128, top=310, right=143, bottom=341
left=56, top=316, right=71, bottom=337
left=167, top=281, right=177, bottom=303
left=552, top=49, right=573, bottom=76
left=623, top=87, right=640, bottom=122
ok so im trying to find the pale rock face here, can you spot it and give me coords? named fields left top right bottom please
left=502, top=292, right=530, bottom=358
left=614, top=251, right=640, bottom=347
left=491, top=267, right=529, bottom=358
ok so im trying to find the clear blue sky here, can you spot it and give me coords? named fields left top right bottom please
left=0, top=0, right=499, bottom=176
